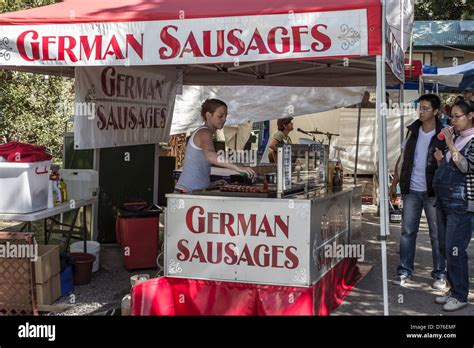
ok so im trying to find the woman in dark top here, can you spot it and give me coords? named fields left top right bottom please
left=433, top=100, right=474, bottom=312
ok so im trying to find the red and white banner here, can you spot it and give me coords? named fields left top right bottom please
left=74, top=66, right=177, bottom=149
left=1, top=10, right=368, bottom=67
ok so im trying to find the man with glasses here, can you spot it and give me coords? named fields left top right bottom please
left=390, top=94, right=447, bottom=289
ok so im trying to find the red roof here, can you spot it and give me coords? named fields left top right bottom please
left=0, top=0, right=381, bottom=25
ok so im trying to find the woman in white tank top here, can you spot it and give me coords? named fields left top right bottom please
left=175, top=99, right=256, bottom=193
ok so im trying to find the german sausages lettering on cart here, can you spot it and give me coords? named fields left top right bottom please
left=176, top=205, right=299, bottom=269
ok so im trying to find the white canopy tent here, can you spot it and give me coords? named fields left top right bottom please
left=421, top=74, right=464, bottom=88
left=420, top=61, right=474, bottom=93
left=266, top=104, right=418, bottom=174
left=437, top=61, right=474, bottom=76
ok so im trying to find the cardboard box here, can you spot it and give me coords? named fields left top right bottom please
left=34, top=245, right=61, bottom=305
left=36, top=273, right=61, bottom=305
left=34, top=245, right=60, bottom=284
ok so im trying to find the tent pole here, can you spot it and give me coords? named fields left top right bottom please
left=377, top=0, right=390, bottom=316
left=354, top=103, right=362, bottom=185
left=92, top=149, right=100, bottom=241
left=400, top=0, right=405, bottom=143
left=154, top=143, right=160, bottom=205
left=400, top=84, right=405, bottom=143
left=409, top=25, right=414, bottom=79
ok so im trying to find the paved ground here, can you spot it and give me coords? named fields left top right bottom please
left=333, top=205, right=474, bottom=316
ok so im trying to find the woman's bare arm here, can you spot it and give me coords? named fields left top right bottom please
left=196, top=128, right=255, bottom=177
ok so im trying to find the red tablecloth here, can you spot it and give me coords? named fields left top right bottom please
left=131, top=258, right=365, bottom=316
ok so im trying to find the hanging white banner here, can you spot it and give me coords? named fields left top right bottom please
left=0, top=10, right=368, bottom=66
left=386, top=25, right=405, bottom=83
left=171, top=85, right=368, bottom=134
left=74, top=66, right=177, bottom=149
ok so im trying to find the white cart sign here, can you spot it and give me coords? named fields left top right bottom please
left=165, top=196, right=311, bottom=287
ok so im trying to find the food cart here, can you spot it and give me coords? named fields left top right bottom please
left=166, top=143, right=362, bottom=287
left=0, top=0, right=414, bottom=315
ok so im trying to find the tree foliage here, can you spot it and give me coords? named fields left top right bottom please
left=0, top=0, right=57, bottom=14
left=0, top=0, right=73, bottom=161
left=0, top=72, right=74, bottom=160
left=415, top=0, right=474, bottom=20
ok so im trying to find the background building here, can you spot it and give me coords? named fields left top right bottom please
left=412, top=20, right=474, bottom=67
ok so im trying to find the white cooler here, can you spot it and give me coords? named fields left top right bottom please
left=0, top=161, right=51, bottom=214
left=59, top=169, right=99, bottom=201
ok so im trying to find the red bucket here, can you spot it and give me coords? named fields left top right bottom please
left=70, top=252, right=96, bottom=285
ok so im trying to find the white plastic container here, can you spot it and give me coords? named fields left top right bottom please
left=59, top=169, right=99, bottom=201
left=121, top=274, right=150, bottom=316
left=70, top=241, right=100, bottom=272
left=0, top=161, right=51, bottom=213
